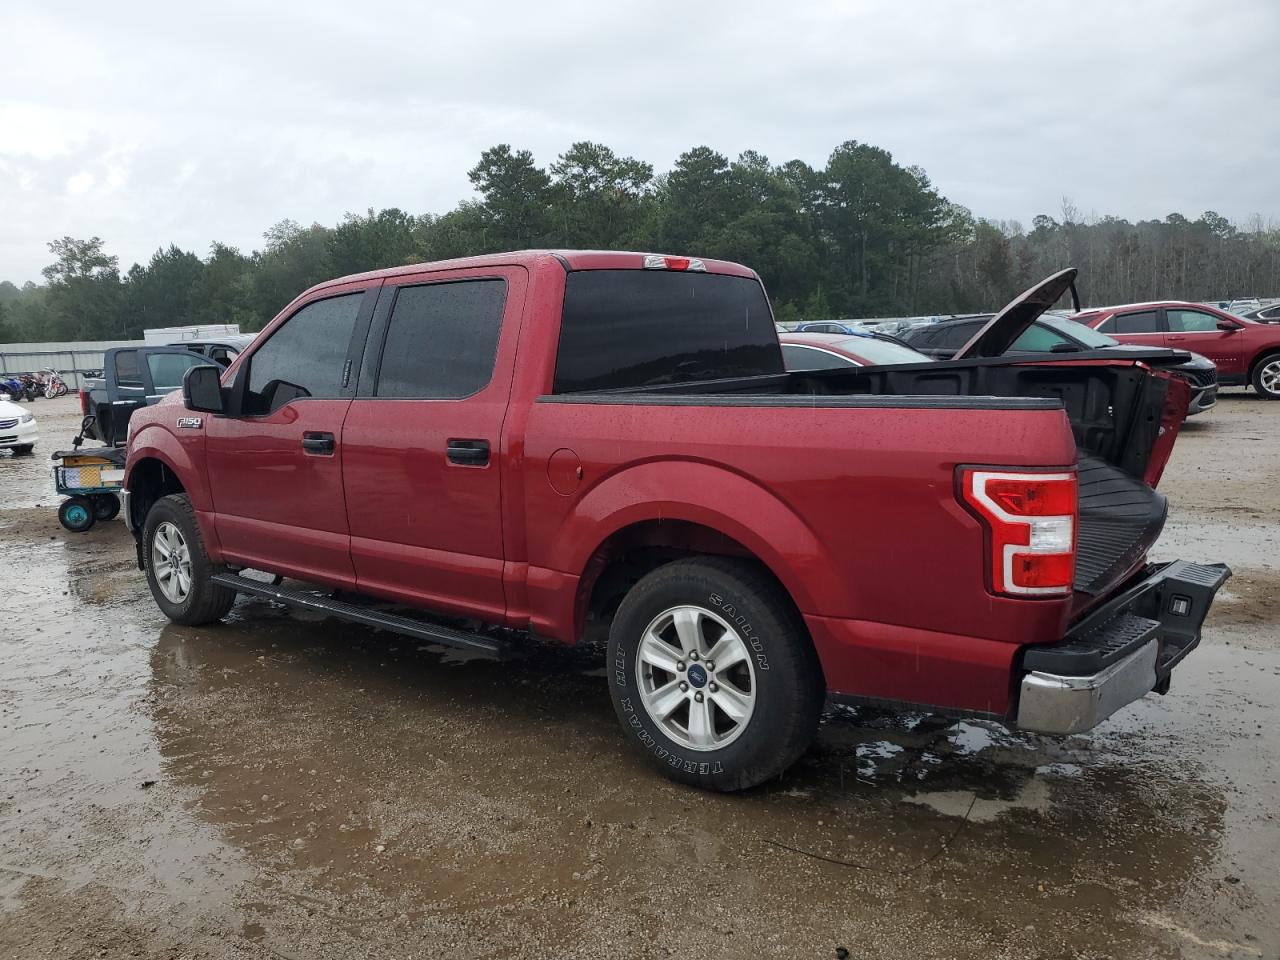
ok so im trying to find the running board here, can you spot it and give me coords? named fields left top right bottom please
left=211, top=573, right=504, bottom=657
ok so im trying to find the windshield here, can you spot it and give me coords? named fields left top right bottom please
left=836, top=337, right=932, bottom=365
left=1037, top=315, right=1118, bottom=349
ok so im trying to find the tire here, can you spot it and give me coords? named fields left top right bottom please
left=142, top=493, right=236, bottom=625
left=606, top=556, right=824, bottom=791
left=59, top=496, right=96, bottom=532
left=91, top=493, right=121, bottom=521
left=11, top=445, right=34, bottom=457
left=1251, top=353, right=1280, bottom=400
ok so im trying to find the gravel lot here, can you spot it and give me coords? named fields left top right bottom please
left=1, top=394, right=1277, bottom=959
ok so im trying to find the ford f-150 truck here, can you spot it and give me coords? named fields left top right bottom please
left=122, top=251, right=1229, bottom=791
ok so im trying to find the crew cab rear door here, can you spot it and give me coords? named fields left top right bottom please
left=341, top=265, right=527, bottom=621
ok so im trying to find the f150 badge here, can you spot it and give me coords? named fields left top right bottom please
left=176, top=417, right=203, bottom=429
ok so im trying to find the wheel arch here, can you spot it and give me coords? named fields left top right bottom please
left=549, top=460, right=843, bottom=646
left=1247, top=347, right=1280, bottom=381
left=124, top=427, right=206, bottom=536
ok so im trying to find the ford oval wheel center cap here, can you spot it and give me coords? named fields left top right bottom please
left=686, top=663, right=708, bottom=688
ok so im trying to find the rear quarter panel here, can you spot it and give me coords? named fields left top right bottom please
left=521, top=399, right=1076, bottom=633
left=518, top=397, right=1080, bottom=715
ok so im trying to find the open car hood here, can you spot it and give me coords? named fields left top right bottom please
left=952, top=267, right=1079, bottom=360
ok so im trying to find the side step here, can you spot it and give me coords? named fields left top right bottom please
left=211, top=573, right=504, bottom=657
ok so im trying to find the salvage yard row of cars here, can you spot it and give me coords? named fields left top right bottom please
left=92, top=250, right=1229, bottom=792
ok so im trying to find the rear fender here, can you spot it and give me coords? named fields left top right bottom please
left=550, top=459, right=843, bottom=617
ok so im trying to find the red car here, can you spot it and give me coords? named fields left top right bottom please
left=123, top=255, right=1226, bottom=791
left=1074, top=301, right=1280, bottom=399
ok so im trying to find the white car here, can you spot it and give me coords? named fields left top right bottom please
left=0, top=398, right=38, bottom=455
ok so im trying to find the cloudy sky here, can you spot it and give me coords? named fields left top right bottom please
left=2, top=0, right=1277, bottom=283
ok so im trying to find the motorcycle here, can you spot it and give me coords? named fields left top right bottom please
left=36, top=369, right=69, bottom=399
left=0, top=375, right=30, bottom=401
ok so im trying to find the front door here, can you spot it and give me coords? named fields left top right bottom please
left=204, top=284, right=377, bottom=586
left=342, top=267, right=526, bottom=622
left=1163, top=307, right=1244, bottom=373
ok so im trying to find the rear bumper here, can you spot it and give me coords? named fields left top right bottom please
left=1015, top=560, right=1230, bottom=735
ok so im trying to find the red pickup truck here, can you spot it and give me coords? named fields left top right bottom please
left=122, top=252, right=1228, bottom=791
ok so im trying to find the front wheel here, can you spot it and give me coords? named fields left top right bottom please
left=1252, top=354, right=1280, bottom=400
left=606, top=557, right=824, bottom=791
left=10, top=445, right=34, bottom=457
left=143, top=494, right=236, bottom=625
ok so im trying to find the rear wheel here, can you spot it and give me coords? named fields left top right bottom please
left=59, top=496, right=95, bottom=532
left=143, top=494, right=236, bottom=625
left=1251, top=354, right=1280, bottom=400
left=606, top=557, right=824, bottom=791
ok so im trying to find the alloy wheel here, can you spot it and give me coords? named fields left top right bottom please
left=636, top=604, right=757, bottom=751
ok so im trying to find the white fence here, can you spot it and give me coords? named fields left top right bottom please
left=0, top=339, right=144, bottom=389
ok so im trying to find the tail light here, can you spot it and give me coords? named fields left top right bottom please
left=960, top=469, right=1077, bottom=597
left=79, top=389, right=90, bottom=414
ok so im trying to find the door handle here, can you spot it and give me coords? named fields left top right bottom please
left=302, top=431, right=336, bottom=456
left=1167, top=335, right=1188, bottom=341
left=447, top=438, right=490, bottom=466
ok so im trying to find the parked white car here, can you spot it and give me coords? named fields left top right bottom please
left=0, top=398, right=38, bottom=455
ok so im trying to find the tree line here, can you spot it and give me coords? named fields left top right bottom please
left=2, top=139, right=1278, bottom=343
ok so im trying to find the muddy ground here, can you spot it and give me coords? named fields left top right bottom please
left=1, top=394, right=1277, bottom=960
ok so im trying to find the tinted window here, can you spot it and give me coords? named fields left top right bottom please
left=1011, top=323, right=1073, bottom=352
left=782, top=344, right=857, bottom=370
left=147, top=353, right=208, bottom=391
left=245, top=293, right=363, bottom=414
left=899, top=325, right=938, bottom=346
left=1167, top=309, right=1220, bottom=332
left=1038, top=315, right=1117, bottom=348
left=114, top=350, right=141, bottom=386
left=1260, top=305, right=1280, bottom=321
left=376, top=280, right=507, bottom=399
left=935, top=322, right=981, bottom=349
left=1111, top=310, right=1159, bottom=334
left=553, top=271, right=782, bottom=393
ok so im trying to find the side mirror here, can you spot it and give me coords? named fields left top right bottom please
left=1050, top=342, right=1082, bottom=353
left=183, top=364, right=225, bottom=414
left=1217, top=319, right=1240, bottom=331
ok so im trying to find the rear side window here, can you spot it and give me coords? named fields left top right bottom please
left=114, top=351, right=141, bottom=386
left=935, top=323, right=980, bottom=349
left=245, top=292, right=363, bottom=415
left=375, top=280, right=507, bottom=399
left=553, top=271, right=782, bottom=393
left=1108, top=310, right=1159, bottom=334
